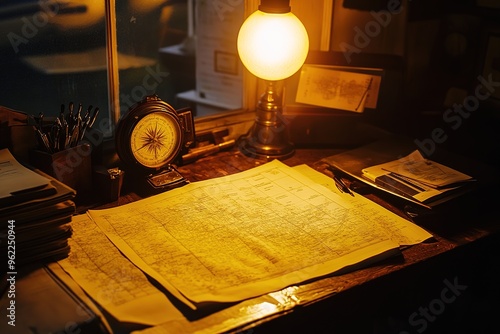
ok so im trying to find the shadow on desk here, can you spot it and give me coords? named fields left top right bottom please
left=255, top=232, right=500, bottom=334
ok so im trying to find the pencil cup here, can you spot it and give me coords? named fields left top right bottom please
left=30, top=143, right=92, bottom=194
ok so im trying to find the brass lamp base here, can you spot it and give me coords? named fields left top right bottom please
left=238, top=81, right=294, bottom=160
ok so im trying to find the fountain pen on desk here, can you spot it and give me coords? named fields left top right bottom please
left=333, top=174, right=354, bottom=196
left=327, top=166, right=354, bottom=196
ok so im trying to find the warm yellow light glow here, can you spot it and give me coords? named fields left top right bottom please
left=237, top=10, right=309, bottom=81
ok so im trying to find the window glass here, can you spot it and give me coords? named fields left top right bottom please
left=0, top=1, right=108, bottom=127
left=114, top=0, right=189, bottom=114
left=115, top=0, right=246, bottom=118
left=1, top=0, right=271, bottom=140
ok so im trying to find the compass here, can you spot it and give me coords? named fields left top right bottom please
left=130, top=112, right=180, bottom=168
left=115, top=95, right=195, bottom=193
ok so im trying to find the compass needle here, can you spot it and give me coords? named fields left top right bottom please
left=133, top=141, right=151, bottom=153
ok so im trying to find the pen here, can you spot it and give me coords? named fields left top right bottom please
left=33, top=126, right=52, bottom=153
left=333, top=174, right=354, bottom=196
left=181, top=139, right=235, bottom=164
left=60, top=116, right=69, bottom=150
left=386, top=172, right=427, bottom=192
left=68, top=102, right=74, bottom=129
left=327, top=166, right=354, bottom=196
left=88, top=107, right=99, bottom=128
left=51, top=124, right=60, bottom=152
left=76, top=103, right=82, bottom=120
left=37, top=112, right=44, bottom=131
left=70, top=120, right=80, bottom=147
left=79, top=107, right=99, bottom=142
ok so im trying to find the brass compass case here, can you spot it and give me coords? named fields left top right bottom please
left=115, top=95, right=195, bottom=193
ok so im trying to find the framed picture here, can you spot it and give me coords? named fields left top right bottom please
left=282, top=50, right=404, bottom=146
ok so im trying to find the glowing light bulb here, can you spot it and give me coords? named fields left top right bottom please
left=237, top=10, right=309, bottom=81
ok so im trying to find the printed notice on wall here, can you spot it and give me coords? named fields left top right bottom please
left=296, top=65, right=381, bottom=112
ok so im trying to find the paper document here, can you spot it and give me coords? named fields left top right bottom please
left=195, top=0, right=243, bottom=108
left=89, top=160, right=431, bottom=309
left=0, top=149, right=51, bottom=201
left=58, top=214, right=183, bottom=325
left=362, top=150, right=475, bottom=203
left=377, top=150, right=474, bottom=188
left=293, top=164, right=432, bottom=246
left=296, top=65, right=380, bottom=112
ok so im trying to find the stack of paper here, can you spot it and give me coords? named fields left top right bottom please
left=362, top=150, right=476, bottom=205
left=0, top=149, right=76, bottom=266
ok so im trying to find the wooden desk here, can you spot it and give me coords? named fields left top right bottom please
left=90, top=147, right=500, bottom=334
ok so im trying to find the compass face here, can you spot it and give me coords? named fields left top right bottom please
left=130, top=112, right=181, bottom=169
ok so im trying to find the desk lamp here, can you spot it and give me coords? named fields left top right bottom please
left=237, top=0, right=309, bottom=159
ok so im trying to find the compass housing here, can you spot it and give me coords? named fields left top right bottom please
left=115, top=95, right=194, bottom=173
